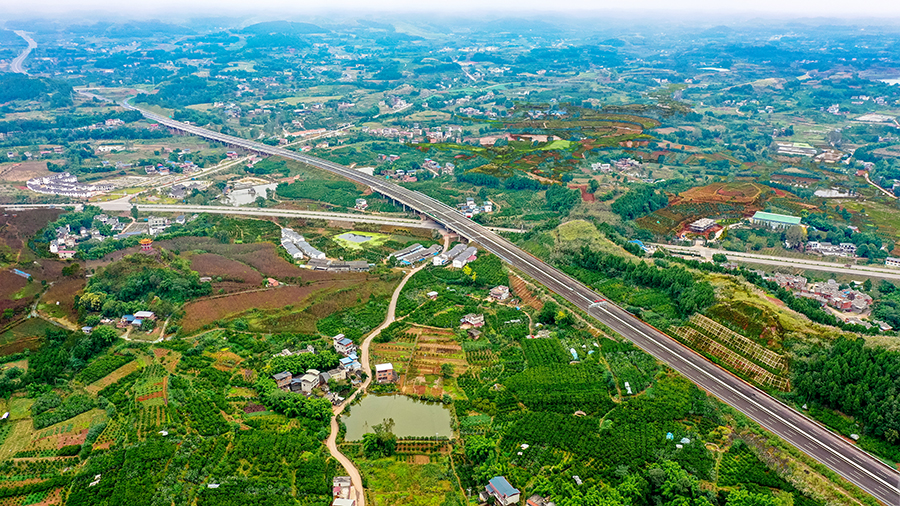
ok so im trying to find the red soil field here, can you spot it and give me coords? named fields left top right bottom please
left=157, top=237, right=309, bottom=280
left=137, top=391, right=165, bottom=402
left=678, top=182, right=765, bottom=204
left=181, top=281, right=356, bottom=332
left=569, top=184, right=596, bottom=202
left=190, top=253, right=264, bottom=290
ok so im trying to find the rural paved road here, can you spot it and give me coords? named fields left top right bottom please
left=10, top=31, right=36, bottom=74
left=659, top=243, right=900, bottom=282
left=864, top=171, right=898, bottom=200
left=325, top=262, right=430, bottom=506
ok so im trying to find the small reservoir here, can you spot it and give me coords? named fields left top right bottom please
left=342, top=395, right=453, bottom=441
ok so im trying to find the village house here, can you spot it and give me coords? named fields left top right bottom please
left=333, top=476, right=353, bottom=500
left=339, top=356, right=362, bottom=372
left=134, top=310, right=155, bottom=320
left=333, top=334, right=357, bottom=355
left=399, top=244, right=442, bottom=265
left=299, top=370, right=321, bottom=394
left=434, top=244, right=466, bottom=266
left=490, top=286, right=510, bottom=301
left=763, top=273, right=807, bottom=291
left=525, top=495, right=554, bottom=506
left=375, top=363, right=395, bottom=384
left=483, top=476, right=520, bottom=505
left=461, top=313, right=485, bottom=328
left=273, top=371, right=293, bottom=391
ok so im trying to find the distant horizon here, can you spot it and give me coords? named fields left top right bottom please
left=4, top=3, right=900, bottom=25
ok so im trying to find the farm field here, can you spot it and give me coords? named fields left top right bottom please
left=0, top=209, right=63, bottom=264
left=0, top=319, right=55, bottom=356
left=0, top=271, right=31, bottom=322
left=0, top=160, right=60, bottom=182
left=156, top=237, right=310, bottom=279
left=677, top=181, right=769, bottom=205
left=356, top=457, right=463, bottom=506
left=84, top=359, right=142, bottom=395
left=188, top=252, right=265, bottom=292
left=181, top=276, right=394, bottom=333
left=373, top=325, right=470, bottom=399
left=38, top=277, right=85, bottom=323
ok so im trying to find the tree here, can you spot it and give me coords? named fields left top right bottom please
left=863, top=278, right=873, bottom=292
left=711, top=253, right=727, bottom=263
left=130, top=206, right=139, bottom=219
left=62, top=263, right=82, bottom=277
left=441, top=363, right=454, bottom=378
left=140, top=319, right=157, bottom=332
left=362, top=418, right=397, bottom=458
left=589, top=179, right=600, bottom=193
left=785, top=225, right=806, bottom=246
left=545, top=184, right=579, bottom=213
left=91, top=326, right=118, bottom=345
left=538, top=301, right=559, bottom=325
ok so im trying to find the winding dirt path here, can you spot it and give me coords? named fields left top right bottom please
left=325, top=262, right=430, bottom=506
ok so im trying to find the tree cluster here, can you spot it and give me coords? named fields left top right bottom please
left=794, top=337, right=900, bottom=443
left=610, top=185, right=669, bottom=220
left=574, top=246, right=716, bottom=316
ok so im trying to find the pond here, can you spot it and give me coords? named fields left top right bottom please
left=342, top=395, right=453, bottom=441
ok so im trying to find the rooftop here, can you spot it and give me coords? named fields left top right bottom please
left=751, top=211, right=801, bottom=225
left=488, top=476, right=519, bottom=497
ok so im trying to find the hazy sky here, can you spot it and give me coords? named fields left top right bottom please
left=9, top=0, right=900, bottom=18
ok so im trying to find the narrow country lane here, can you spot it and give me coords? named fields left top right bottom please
left=325, top=261, right=430, bottom=506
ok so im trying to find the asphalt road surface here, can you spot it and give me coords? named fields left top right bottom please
left=10, top=31, right=36, bottom=74
left=123, top=101, right=900, bottom=505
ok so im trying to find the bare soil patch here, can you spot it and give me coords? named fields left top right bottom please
left=0, top=160, right=64, bottom=182
left=190, top=252, right=263, bottom=291
left=41, top=277, right=85, bottom=322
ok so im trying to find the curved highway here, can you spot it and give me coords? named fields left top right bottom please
left=123, top=101, right=900, bottom=505
left=10, top=31, right=36, bottom=74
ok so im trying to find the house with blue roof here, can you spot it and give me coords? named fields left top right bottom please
left=118, top=315, right=135, bottom=328
left=334, top=337, right=357, bottom=355
left=484, top=476, right=520, bottom=505
left=339, top=356, right=361, bottom=372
